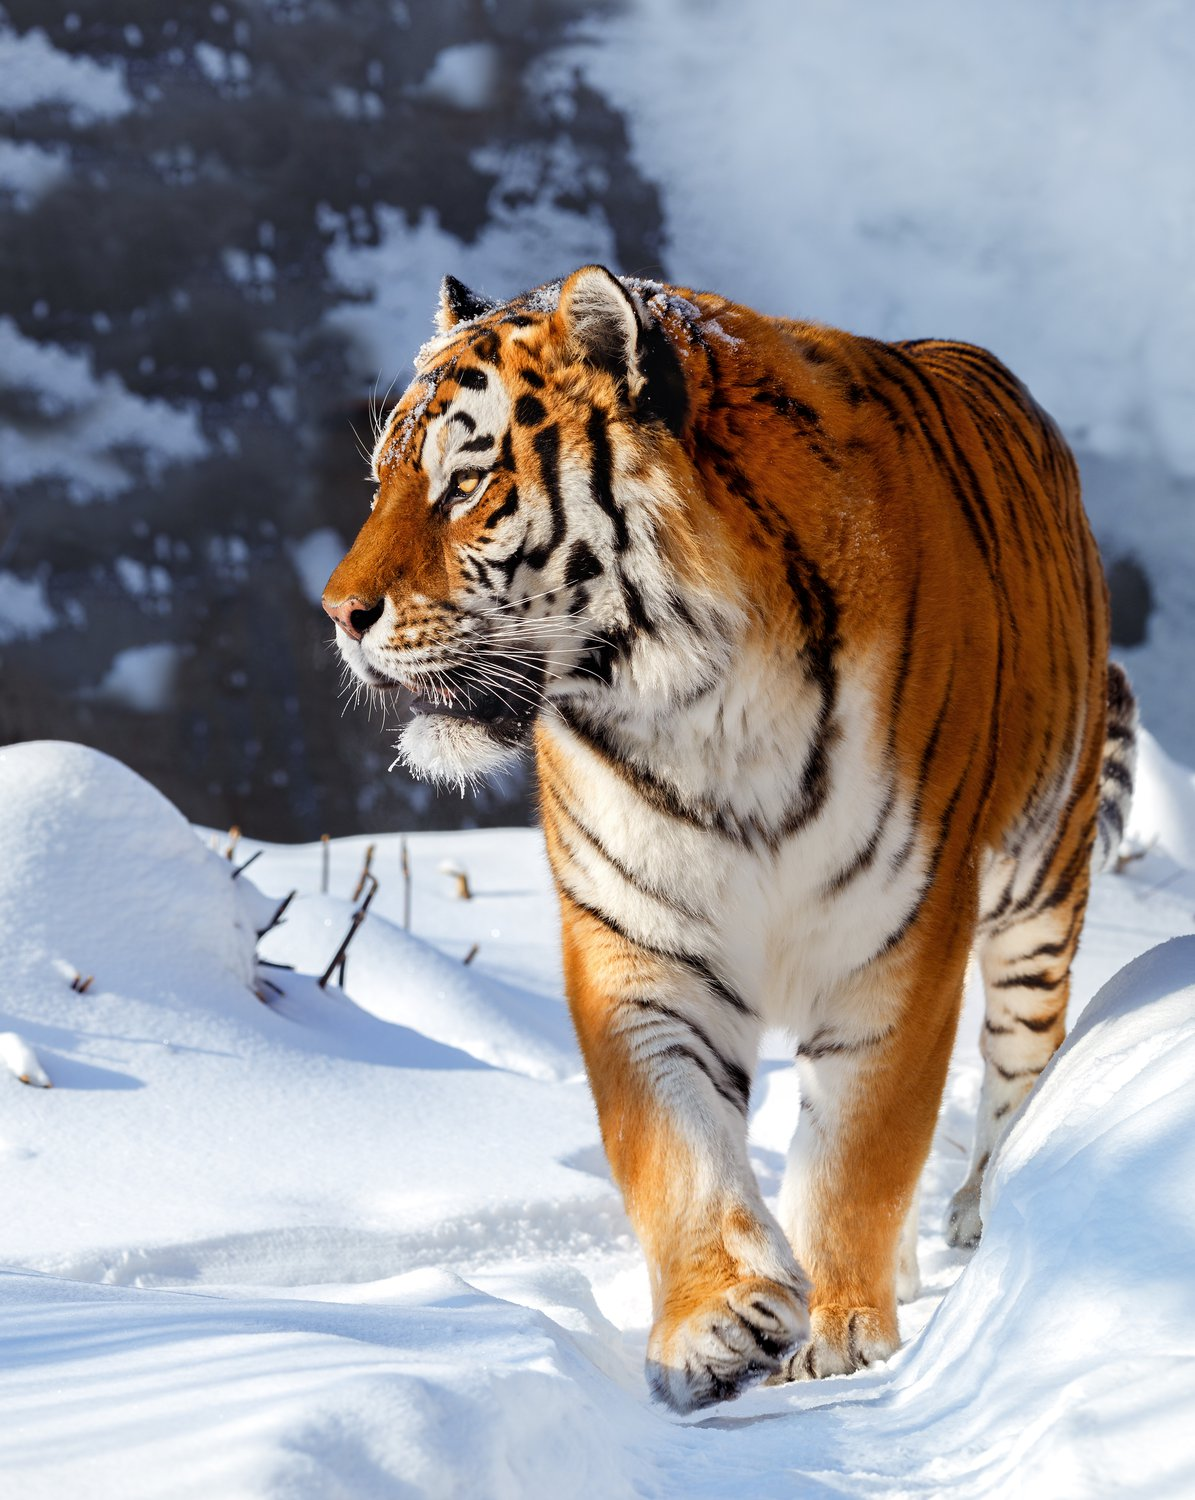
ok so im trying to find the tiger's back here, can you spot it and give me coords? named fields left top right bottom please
left=324, top=267, right=1132, bottom=1409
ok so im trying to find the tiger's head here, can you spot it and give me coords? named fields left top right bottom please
left=324, top=265, right=735, bottom=787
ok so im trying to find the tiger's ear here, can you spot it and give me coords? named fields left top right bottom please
left=559, top=265, right=688, bottom=434
left=558, top=265, right=648, bottom=396
left=436, top=275, right=498, bottom=333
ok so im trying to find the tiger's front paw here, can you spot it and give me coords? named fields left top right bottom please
left=646, top=1277, right=810, bottom=1413
left=766, top=1304, right=898, bottom=1383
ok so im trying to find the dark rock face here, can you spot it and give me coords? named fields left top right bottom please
left=1105, top=554, right=1154, bottom=649
left=0, top=0, right=664, bottom=839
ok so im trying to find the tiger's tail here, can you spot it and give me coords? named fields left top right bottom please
left=1093, top=661, right=1138, bottom=873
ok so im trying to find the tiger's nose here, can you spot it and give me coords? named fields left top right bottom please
left=323, top=594, right=385, bottom=641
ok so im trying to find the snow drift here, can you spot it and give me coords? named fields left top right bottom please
left=0, top=740, right=1193, bottom=1496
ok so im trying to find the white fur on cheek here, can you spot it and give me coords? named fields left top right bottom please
left=392, top=714, right=522, bottom=791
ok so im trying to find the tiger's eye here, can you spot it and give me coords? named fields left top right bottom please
left=455, top=470, right=483, bottom=495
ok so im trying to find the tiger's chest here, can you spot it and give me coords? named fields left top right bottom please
left=540, top=655, right=928, bottom=1027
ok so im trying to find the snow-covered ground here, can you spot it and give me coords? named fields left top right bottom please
left=1, top=735, right=1194, bottom=1497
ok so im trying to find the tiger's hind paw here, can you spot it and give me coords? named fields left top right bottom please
left=646, top=1278, right=809, bottom=1413
left=765, top=1305, right=898, bottom=1383
left=945, top=1179, right=984, bottom=1249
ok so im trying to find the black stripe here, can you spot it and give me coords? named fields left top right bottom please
left=823, top=787, right=895, bottom=896
left=796, top=1025, right=891, bottom=1061
left=627, top=997, right=751, bottom=1113
left=732, top=1310, right=789, bottom=1360
left=775, top=530, right=840, bottom=841
left=467, top=330, right=500, bottom=365
left=1006, top=909, right=1082, bottom=963
left=492, top=537, right=527, bottom=584
left=959, top=634, right=1005, bottom=853
left=993, top=971, right=1065, bottom=991
left=872, top=762, right=970, bottom=961
left=565, top=539, right=603, bottom=589
left=994, top=1062, right=1039, bottom=1081
left=657, top=1044, right=747, bottom=1113
left=455, top=366, right=488, bottom=390
left=587, top=407, right=629, bottom=552
left=890, top=346, right=1005, bottom=570
left=621, top=575, right=654, bottom=638
left=514, top=393, right=545, bottom=428
left=887, top=572, right=920, bottom=745
left=524, top=424, right=565, bottom=570
left=1015, top=1010, right=1064, bottom=1033
left=869, top=344, right=999, bottom=576
left=542, top=774, right=703, bottom=921
left=558, top=703, right=750, bottom=845
left=483, top=488, right=519, bottom=529
left=558, top=881, right=753, bottom=1015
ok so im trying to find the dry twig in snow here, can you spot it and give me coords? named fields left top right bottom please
left=0, top=1032, right=51, bottom=1088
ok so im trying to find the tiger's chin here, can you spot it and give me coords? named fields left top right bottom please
left=391, top=710, right=528, bottom=790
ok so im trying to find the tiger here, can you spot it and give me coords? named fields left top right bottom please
left=323, top=265, right=1136, bottom=1412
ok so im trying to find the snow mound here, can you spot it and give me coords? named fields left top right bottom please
left=0, top=743, right=605, bottom=1283
left=0, top=740, right=257, bottom=1001
left=872, top=936, right=1195, bottom=1494
left=259, top=892, right=578, bottom=1081
left=1127, top=727, right=1195, bottom=869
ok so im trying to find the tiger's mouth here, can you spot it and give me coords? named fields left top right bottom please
left=399, top=657, right=544, bottom=741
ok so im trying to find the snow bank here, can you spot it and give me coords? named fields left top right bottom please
left=815, top=935, right=1192, bottom=1494
left=0, top=743, right=603, bottom=1278
left=0, top=741, right=257, bottom=1002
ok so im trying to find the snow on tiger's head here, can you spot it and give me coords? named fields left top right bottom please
left=322, top=265, right=732, bottom=788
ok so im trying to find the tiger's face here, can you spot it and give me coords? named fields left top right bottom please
left=323, top=265, right=704, bottom=787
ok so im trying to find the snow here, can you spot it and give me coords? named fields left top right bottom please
left=325, top=200, right=617, bottom=388
left=0, top=736, right=1192, bottom=1495
left=0, top=318, right=209, bottom=501
left=413, top=42, right=501, bottom=112
left=0, top=568, right=57, bottom=643
left=0, top=1032, right=51, bottom=1087
left=288, top=527, right=350, bottom=609
left=574, top=0, right=1195, bottom=480
left=87, top=642, right=187, bottom=713
left=0, top=25, right=132, bottom=126
left=0, top=139, right=70, bottom=206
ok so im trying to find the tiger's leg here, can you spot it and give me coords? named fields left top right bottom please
left=561, top=897, right=810, bottom=1413
left=946, top=866, right=1090, bottom=1249
left=774, top=929, right=968, bottom=1379
left=895, top=1183, right=922, bottom=1304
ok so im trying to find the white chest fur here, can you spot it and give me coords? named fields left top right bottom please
left=543, top=653, right=928, bottom=1034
